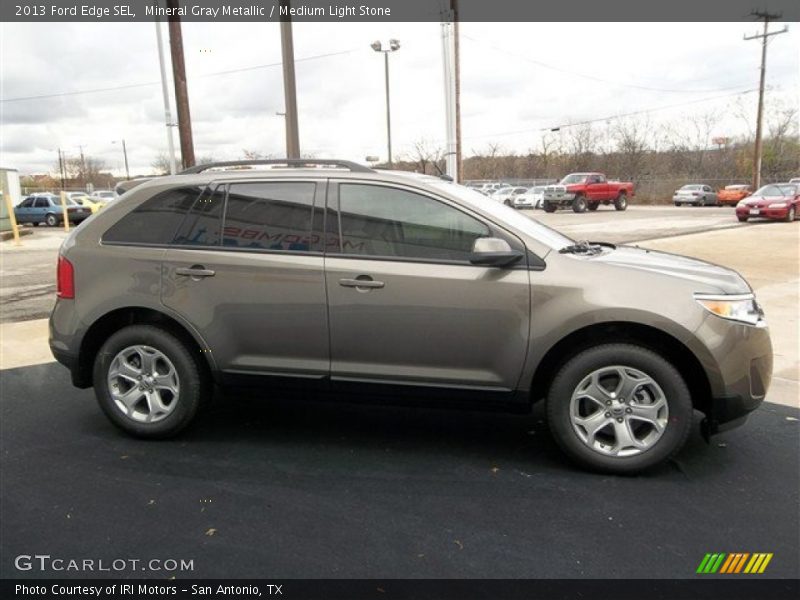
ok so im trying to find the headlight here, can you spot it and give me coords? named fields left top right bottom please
left=694, top=293, right=764, bottom=326
left=768, top=203, right=787, bottom=209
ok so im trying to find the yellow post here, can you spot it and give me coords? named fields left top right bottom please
left=60, top=190, right=70, bottom=232
left=3, top=192, right=21, bottom=245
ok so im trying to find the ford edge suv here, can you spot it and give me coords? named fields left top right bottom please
left=49, top=159, right=773, bottom=473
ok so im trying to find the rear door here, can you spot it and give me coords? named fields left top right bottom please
left=161, top=179, right=329, bottom=383
left=323, top=180, right=531, bottom=394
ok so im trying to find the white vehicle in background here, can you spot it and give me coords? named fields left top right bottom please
left=90, top=190, right=118, bottom=203
left=477, top=182, right=502, bottom=195
left=491, top=186, right=528, bottom=206
left=512, top=186, right=546, bottom=210
left=789, top=177, right=800, bottom=184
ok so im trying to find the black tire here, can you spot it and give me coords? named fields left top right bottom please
left=32, top=222, right=40, bottom=227
left=614, top=193, right=628, bottom=211
left=784, top=206, right=796, bottom=223
left=45, top=213, right=58, bottom=227
left=546, top=343, right=693, bottom=474
left=588, top=202, right=599, bottom=211
left=504, top=199, right=512, bottom=207
left=93, top=324, right=209, bottom=438
left=737, top=216, right=748, bottom=222
left=674, top=202, right=681, bottom=207
left=543, top=202, right=557, bottom=213
left=572, top=195, right=587, bottom=213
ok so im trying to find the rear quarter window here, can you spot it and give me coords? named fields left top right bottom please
left=102, top=187, right=202, bottom=245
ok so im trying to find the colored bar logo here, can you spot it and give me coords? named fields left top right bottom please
left=696, top=553, right=773, bottom=574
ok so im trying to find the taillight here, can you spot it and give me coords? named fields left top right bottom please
left=57, top=256, right=75, bottom=299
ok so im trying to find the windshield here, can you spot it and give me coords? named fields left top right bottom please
left=560, top=174, right=589, bottom=185
left=432, top=183, right=573, bottom=250
left=754, top=184, right=796, bottom=197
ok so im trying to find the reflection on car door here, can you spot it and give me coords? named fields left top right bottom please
left=161, top=180, right=330, bottom=383
left=324, top=180, right=531, bottom=395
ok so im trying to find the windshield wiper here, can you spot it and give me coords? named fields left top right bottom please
left=558, top=240, right=608, bottom=255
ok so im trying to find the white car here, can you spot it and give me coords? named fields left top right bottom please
left=512, top=186, right=545, bottom=210
left=492, top=186, right=528, bottom=206
left=789, top=178, right=800, bottom=184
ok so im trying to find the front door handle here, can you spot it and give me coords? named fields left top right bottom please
left=175, top=266, right=216, bottom=278
left=339, top=277, right=385, bottom=289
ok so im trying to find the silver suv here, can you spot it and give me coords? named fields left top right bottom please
left=49, top=160, right=772, bottom=473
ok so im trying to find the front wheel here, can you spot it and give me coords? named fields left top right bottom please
left=737, top=215, right=748, bottom=222
left=614, top=193, right=628, bottom=211
left=546, top=343, right=693, bottom=474
left=784, top=206, right=796, bottom=222
left=93, top=325, right=209, bottom=438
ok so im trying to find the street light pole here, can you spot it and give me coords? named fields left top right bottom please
left=371, top=39, right=400, bottom=168
left=113, top=140, right=131, bottom=180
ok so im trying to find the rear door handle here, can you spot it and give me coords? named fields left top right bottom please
left=175, top=266, right=216, bottom=278
left=339, top=277, right=385, bottom=289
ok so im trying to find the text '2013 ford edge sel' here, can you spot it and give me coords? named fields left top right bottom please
left=49, top=160, right=772, bottom=473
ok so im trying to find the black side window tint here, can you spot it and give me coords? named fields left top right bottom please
left=222, top=182, right=317, bottom=252
left=103, top=187, right=200, bottom=245
left=336, top=184, right=490, bottom=261
left=172, top=186, right=225, bottom=247
left=34, top=198, right=48, bottom=208
left=20, top=199, right=33, bottom=207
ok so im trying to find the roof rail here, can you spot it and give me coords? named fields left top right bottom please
left=179, top=159, right=375, bottom=175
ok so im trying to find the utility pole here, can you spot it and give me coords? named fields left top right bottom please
left=78, top=145, right=86, bottom=187
left=744, top=11, right=787, bottom=190
left=57, top=149, right=65, bottom=190
left=280, top=0, right=300, bottom=159
left=167, top=0, right=196, bottom=169
left=452, top=0, right=462, bottom=182
left=155, top=19, right=177, bottom=175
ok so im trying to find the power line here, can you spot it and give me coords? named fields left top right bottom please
left=461, top=34, right=756, bottom=94
left=0, top=49, right=357, bottom=103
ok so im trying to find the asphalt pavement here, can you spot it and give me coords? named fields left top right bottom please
left=1, top=362, right=798, bottom=579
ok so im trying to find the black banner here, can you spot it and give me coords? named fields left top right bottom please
left=2, top=0, right=800, bottom=23
left=2, top=579, right=799, bottom=600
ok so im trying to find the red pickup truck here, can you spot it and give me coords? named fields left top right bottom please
left=542, top=173, right=634, bottom=213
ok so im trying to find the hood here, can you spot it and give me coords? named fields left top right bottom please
left=592, top=246, right=750, bottom=294
left=741, top=195, right=789, bottom=206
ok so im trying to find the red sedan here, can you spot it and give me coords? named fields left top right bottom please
left=736, top=183, right=799, bottom=223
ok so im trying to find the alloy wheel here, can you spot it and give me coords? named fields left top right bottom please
left=569, top=365, right=668, bottom=457
left=107, top=345, right=180, bottom=423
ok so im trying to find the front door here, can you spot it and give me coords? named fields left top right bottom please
left=161, top=179, right=329, bottom=382
left=324, top=181, right=531, bottom=393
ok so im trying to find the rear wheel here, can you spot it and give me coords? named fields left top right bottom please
left=588, top=202, right=599, bottom=211
left=737, top=216, right=748, bottom=222
left=543, top=202, right=557, bottom=213
left=572, top=195, right=587, bottom=213
left=614, top=193, right=628, bottom=211
left=93, top=325, right=209, bottom=438
left=45, top=213, right=58, bottom=227
left=784, top=206, right=796, bottom=222
left=32, top=222, right=40, bottom=227
left=546, top=343, right=692, bottom=474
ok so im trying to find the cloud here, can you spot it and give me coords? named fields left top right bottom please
left=0, top=21, right=797, bottom=175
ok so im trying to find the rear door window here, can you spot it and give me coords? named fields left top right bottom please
left=172, top=186, right=225, bottom=247
left=222, top=182, right=318, bottom=252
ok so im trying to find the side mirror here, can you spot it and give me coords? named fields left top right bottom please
left=470, top=237, right=524, bottom=267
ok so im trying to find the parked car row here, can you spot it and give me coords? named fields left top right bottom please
left=13, top=190, right=118, bottom=227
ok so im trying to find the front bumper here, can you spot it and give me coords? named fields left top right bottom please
left=543, top=192, right=575, bottom=203
left=736, top=206, right=789, bottom=220
left=690, top=314, right=773, bottom=437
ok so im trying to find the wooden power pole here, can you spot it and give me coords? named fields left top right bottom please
left=744, top=11, right=787, bottom=190
left=280, top=0, right=301, bottom=159
left=167, top=0, right=196, bottom=169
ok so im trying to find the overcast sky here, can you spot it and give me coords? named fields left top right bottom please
left=1, top=21, right=798, bottom=176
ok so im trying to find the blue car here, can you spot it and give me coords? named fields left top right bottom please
left=14, top=194, right=91, bottom=227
